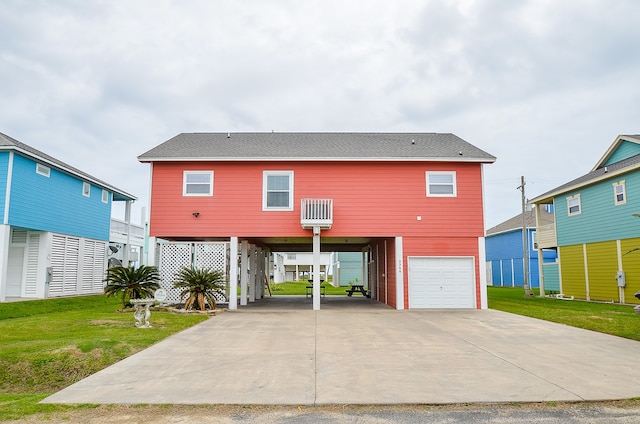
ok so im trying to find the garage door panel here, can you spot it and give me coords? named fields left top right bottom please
left=408, top=257, right=475, bottom=309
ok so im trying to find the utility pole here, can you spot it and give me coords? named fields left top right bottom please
left=518, top=176, right=533, bottom=297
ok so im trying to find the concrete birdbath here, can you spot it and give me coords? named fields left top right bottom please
left=130, top=298, right=155, bottom=328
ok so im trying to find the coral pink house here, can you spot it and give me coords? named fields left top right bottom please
left=138, top=133, right=495, bottom=310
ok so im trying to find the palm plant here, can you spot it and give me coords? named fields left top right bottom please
left=173, top=267, right=227, bottom=310
left=103, top=265, right=161, bottom=307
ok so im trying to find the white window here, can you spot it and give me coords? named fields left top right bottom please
left=82, top=182, right=91, bottom=197
left=36, top=163, right=50, bottom=177
left=263, top=171, right=294, bottom=210
left=567, top=194, right=581, bottom=216
left=426, top=171, right=457, bottom=197
left=183, top=171, right=214, bottom=196
left=613, top=181, right=626, bottom=205
left=102, top=189, right=109, bottom=203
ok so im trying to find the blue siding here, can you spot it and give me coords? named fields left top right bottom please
left=8, top=154, right=112, bottom=240
left=542, top=263, right=560, bottom=292
left=0, top=152, right=8, bottom=219
left=486, top=228, right=555, bottom=288
left=555, top=170, right=640, bottom=246
left=604, top=140, right=640, bottom=166
left=336, top=252, right=362, bottom=286
left=490, top=260, right=502, bottom=286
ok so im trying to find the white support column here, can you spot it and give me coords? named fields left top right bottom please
left=313, top=227, right=321, bottom=310
left=256, top=247, right=263, bottom=300
left=478, top=237, right=488, bottom=309
left=229, top=237, right=238, bottom=310
left=583, top=243, right=590, bottom=301
left=240, top=240, right=249, bottom=306
left=0, top=224, right=11, bottom=302
left=123, top=200, right=132, bottom=266
left=617, top=239, right=624, bottom=304
left=395, top=237, right=404, bottom=310
left=250, top=245, right=257, bottom=302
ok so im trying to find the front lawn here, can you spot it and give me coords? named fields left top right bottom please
left=0, top=295, right=208, bottom=421
left=488, top=287, right=640, bottom=341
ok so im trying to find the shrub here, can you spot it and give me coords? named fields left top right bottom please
left=173, top=267, right=226, bottom=310
left=103, top=265, right=161, bottom=307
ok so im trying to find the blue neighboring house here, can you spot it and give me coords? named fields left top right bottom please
left=0, top=132, right=137, bottom=301
left=334, top=252, right=363, bottom=286
left=485, top=207, right=557, bottom=289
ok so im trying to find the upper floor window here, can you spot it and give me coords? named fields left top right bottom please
left=82, top=182, right=91, bottom=197
left=567, top=194, right=581, bottom=216
left=426, top=171, right=457, bottom=197
left=102, top=189, right=110, bottom=203
left=36, top=163, right=50, bottom=177
left=183, top=171, right=214, bottom=196
left=263, top=171, right=294, bottom=210
left=613, top=181, right=626, bottom=205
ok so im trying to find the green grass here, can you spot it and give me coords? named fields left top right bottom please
left=4, top=288, right=640, bottom=420
left=0, top=295, right=208, bottom=421
left=488, top=287, right=640, bottom=341
left=270, top=281, right=352, bottom=296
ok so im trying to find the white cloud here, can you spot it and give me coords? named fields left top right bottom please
left=1, top=0, right=639, bottom=227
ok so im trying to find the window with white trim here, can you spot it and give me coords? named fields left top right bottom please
left=36, top=163, right=50, bottom=177
left=426, top=171, right=457, bottom=197
left=567, top=194, right=581, bottom=216
left=263, top=171, right=294, bottom=210
left=102, top=189, right=109, bottom=203
left=613, top=181, right=626, bottom=205
left=82, top=182, right=91, bottom=197
left=183, top=171, right=214, bottom=196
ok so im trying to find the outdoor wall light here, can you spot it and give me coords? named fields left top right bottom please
left=192, top=212, right=200, bottom=218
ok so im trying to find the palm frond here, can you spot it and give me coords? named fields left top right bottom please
left=173, top=267, right=226, bottom=310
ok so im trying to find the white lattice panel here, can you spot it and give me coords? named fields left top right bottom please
left=157, top=242, right=229, bottom=304
left=194, top=243, right=227, bottom=272
left=158, top=243, right=193, bottom=303
left=195, top=243, right=229, bottom=302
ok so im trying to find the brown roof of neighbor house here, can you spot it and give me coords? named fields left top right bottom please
left=485, top=208, right=555, bottom=236
left=138, top=132, right=497, bottom=163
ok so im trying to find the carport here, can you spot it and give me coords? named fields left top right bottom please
left=227, top=234, right=398, bottom=311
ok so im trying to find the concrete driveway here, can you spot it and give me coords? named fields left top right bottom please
left=43, top=296, right=640, bottom=405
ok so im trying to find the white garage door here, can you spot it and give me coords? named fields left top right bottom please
left=408, top=257, right=475, bottom=309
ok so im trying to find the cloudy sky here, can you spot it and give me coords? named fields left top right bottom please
left=1, top=0, right=639, bottom=228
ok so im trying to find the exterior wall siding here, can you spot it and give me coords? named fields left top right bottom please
left=8, top=154, right=111, bottom=240
left=621, top=238, right=640, bottom=304
left=585, top=241, right=619, bottom=302
left=485, top=229, right=551, bottom=288
left=559, top=245, right=587, bottom=299
left=557, top=239, right=640, bottom=304
left=542, top=262, right=560, bottom=292
left=555, top=171, right=640, bottom=246
left=335, top=252, right=362, bottom=286
left=0, top=152, right=8, bottom=220
left=604, top=141, right=640, bottom=166
left=369, top=238, right=396, bottom=308
left=149, top=161, right=485, bottom=239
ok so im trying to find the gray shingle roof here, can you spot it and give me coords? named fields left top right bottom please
left=138, top=132, right=496, bottom=162
left=531, top=153, right=640, bottom=203
left=486, top=208, right=555, bottom=236
left=0, top=132, right=136, bottom=201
